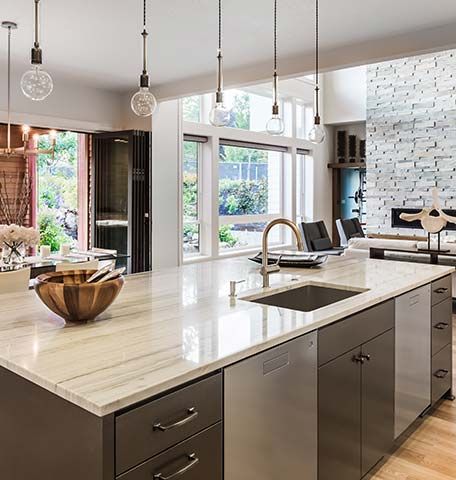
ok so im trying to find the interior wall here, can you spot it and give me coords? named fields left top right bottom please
left=323, top=66, right=367, bottom=125
left=0, top=70, right=150, bottom=133
left=151, top=99, right=181, bottom=269
left=366, top=49, right=456, bottom=237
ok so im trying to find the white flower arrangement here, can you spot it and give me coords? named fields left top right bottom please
left=0, top=224, right=40, bottom=247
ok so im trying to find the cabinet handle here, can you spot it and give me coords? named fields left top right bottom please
left=153, top=408, right=199, bottom=432
left=352, top=355, right=364, bottom=364
left=360, top=354, right=371, bottom=362
left=434, top=322, right=449, bottom=330
left=434, top=287, right=448, bottom=294
left=434, top=369, right=449, bottom=379
left=153, top=453, right=199, bottom=480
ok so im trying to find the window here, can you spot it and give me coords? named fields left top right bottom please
left=223, top=90, right=273, bottom=132
left=36, top=131, right=81, bottom=251
left=182, top=96, right=201, bottom=123
left=182, top=88, right=291, bottom=134
left=296, top=152, right=313, bottom=223
left=182, top=140, right=201, bottom=256
left=218, top=144, right=284, bottom=251
left=180, top=80, right=316, bottom=262
left=296, top=101, right=314, bottom=139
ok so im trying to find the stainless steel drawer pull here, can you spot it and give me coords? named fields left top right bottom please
left=153, top=453, right=199, bottom=480
left=434, top=369, right=449, bottom=379
left=153, top=408, right=199, bottom=432
left=434, top=322, right=449, bottom=330
left=353, top=354, right=371, bottom=364
left=434, top=287, right=449, bottom=294
left=353, top=355, right=364, bottom=364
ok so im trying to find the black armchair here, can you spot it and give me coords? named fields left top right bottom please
left=336, top=217, right=365, bottom=247
left=300, top=221, right=344, bottom=255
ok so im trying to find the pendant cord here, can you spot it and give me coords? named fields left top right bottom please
left=34, top=0, right=40, bottom=48
left=272, top=0, right=278, bottom=109
left=274, top=0, right=277, bottom=73
left=215, top=0, right=223, bottom=96
left=315, top=0, right=319, bottom=86
left=142, top=0, right=148, bottom=75
left=143, top=0, right=146, bottom=28
left=218, top=0, right=222, bottom=51
left=7, top=26, right=11, bottom=151
left=314, top=0, right=320, bottom=119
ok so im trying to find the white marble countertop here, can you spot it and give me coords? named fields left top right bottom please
left=0, top=256, right=453, bottom=416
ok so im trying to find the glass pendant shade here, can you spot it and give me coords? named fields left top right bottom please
left=308, top=123, right=325, bottom=144
left=209, top=100, right=230, bottom=127
left=266, top=111, right=284, bottom=135
left=131, top=86, right=157, bottom=117
left=21, top=65, right=53, bottom=101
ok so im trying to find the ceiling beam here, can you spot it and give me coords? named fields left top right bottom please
left=153, top=21, right=456, bottom=100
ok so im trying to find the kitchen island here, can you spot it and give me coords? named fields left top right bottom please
left=0, top=256, right=453, bottom=480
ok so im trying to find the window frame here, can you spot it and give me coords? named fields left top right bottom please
left=180, top=88, right=316, bottom=264
left=182, top=138, right=204, bottom=258
left=218, top=142, right=286, bottom=253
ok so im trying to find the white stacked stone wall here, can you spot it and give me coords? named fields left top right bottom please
left=366, top=49, right=456, bottom=237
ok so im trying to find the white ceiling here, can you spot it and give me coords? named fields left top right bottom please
left=2, top=0, right=456, bottom=97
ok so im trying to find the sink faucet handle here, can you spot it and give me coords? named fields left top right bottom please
left=229, top=280, right=246, bottom=298
left=273, top=254, right=283, bottom=267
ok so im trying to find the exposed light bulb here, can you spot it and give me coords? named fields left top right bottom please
left=131, top=86, right=157, bottom=117
left=308, top=123, right=325, bottom=144
left=49, top=130, right=57, bottom=146
left=209, top=101, right=230, bottom=127
left=21, top=65, right=53, bottom=101
left=22, top=124, right=30, bottom=142
left=266, top=113, right=285, bottom=136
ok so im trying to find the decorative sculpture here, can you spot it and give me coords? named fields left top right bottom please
left=400, top=188, right=456, bottom=252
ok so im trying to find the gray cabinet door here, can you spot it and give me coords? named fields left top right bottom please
left=319, top=347, right=361, bottom=480
left=225, top=332, right=317, bottom=480
left=361, top=329, right=395, bottom=477
left=395, top=285, right=431, bottom=438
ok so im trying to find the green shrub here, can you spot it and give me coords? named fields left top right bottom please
left=219, top=179, right=267, bottom=216
left=219, top=225, right=239, bottom=247
left=183, top=172, right=198, bottom=220
left=38, top=209, right=71, bottom=252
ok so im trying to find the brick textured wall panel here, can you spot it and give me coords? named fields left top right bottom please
left=366, top=49, right=456, bottom=237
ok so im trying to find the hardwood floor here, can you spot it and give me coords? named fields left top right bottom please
left=371, top=315, right=456, bottom=480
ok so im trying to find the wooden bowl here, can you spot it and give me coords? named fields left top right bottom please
left=34, top=270, right=124, bottom=323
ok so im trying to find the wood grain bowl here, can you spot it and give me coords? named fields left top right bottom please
left=34, top=270, right=124, bottom=323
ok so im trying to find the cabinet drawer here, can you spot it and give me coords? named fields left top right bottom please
left=431, top=276, right=452, bottom=306
left=116, top=373, right=222, bottom=474
left=431, top=344, right=452, bottom=405
left=432, top=298, right=452, bottom=356
left=117, top=423, right=222, bottom=480
left=318, top=300, right=394, bottom=366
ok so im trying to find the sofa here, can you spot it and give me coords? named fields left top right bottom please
left=344, top=236, right=456, bottom=297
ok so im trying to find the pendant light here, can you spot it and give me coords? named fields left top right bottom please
left=131, top=0, right=157, bottom=117
left=1, top=22, right=56, bottom=159
left=21, top=0, right=53, bottom=101
left=266, top=0, right=284, bottom=135
left=209, top=0, right=230, bottom=127
left=308, top=0, right=325, bottom=144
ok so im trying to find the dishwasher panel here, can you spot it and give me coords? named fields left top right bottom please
left=395, top=284, right=431, bottom=438
left=224, top=332, right=317, bottom=480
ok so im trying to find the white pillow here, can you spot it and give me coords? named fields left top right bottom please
left=348, top=237, right=418, bottom=251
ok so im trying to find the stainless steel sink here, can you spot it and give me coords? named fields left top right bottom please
left=245, top=284, right=363, bottom=312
